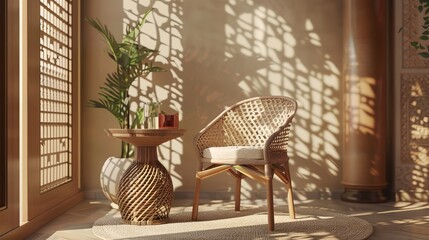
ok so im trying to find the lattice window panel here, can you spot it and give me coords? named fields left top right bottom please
left=39, top=0, right=73, bottom=193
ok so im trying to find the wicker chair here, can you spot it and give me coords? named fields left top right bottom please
left=191, top=96, right=297, bottom=231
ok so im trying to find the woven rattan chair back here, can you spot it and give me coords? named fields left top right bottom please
left=194, top=96, right=297, bottom=164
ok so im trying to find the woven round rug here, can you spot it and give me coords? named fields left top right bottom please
left=92, top=205, right=373, bottom=240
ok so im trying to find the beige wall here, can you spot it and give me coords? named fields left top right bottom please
left=82, top=0, right=344, bottom=200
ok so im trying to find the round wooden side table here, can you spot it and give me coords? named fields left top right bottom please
left=105, top=128, right=185, bottom=225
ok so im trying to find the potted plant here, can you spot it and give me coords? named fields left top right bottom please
left=87, top=8, right=163, bottom=206
left=88, top=8, right=163, bottom=157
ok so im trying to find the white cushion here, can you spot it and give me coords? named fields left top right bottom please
left=202, top=146, right=264, bottom=160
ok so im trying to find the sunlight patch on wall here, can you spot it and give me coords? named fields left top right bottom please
left=346, top=75, right=377, bottom=136
left=225, top=0, right=341, bottom=195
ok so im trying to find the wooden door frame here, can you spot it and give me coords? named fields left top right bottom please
left=0, top=0, right=20, bottom=235
left=0, top=0, right=84, bottom=238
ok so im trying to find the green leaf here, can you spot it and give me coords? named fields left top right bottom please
left=117, top=53, right=131, bottom=67
left=418, top=52, right=429, bottom=58
left=131, top=107, right=144, bottom=129
left=419, top=5, right=424, bottom=12
left=86, top=18, right=121, bottom=61
left=420, top=36, right=429, bottom=40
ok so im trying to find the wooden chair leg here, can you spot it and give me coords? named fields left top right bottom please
left=235, top=172, right=241, bottom=211
left=287, top=182, right=296, bottom=219
left=266, top=178, right=274, bottom=231
left=264, top=164, right=275, bottom=231
left=191, top=177, right=201, bottom=221
left=284, top=164, right=295, bottom=219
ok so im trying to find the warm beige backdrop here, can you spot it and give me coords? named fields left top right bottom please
left=81, top=0, right=344, bottom=200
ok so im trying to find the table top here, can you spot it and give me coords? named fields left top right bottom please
left=105, top=128, right=186, bottom=146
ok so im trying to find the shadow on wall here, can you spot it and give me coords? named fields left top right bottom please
left=123, top=0, right=343, bottom=200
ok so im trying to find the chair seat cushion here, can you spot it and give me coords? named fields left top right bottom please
left=202, top=146, right=264, bottom=160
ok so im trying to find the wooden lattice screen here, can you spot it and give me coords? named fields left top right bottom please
left=39, top=0, right=73, bottom=193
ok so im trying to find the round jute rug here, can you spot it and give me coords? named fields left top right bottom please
left=92, top=205, right=373, bottom=240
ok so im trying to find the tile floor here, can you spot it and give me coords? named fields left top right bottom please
left=26, top=198, right=429, bottom=240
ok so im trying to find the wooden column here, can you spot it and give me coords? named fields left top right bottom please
left=342, top=0, right=388, bottom=202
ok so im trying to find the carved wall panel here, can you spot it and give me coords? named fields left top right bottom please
left=403, top=0, right=429, bottom=68
left=397, top=165, right=428, bottom=189
left=401, top=74, right=429, bottom=165
left=399, top=74, right=429, bottom=201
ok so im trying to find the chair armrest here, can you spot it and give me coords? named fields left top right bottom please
left=264, top=122, right=293, bottom=164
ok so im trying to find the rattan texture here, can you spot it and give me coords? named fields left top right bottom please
left=194, top=96, right=297, bottom=165
left=117, top=160, right=173, bottom=225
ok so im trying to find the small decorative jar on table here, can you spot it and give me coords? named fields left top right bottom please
left=105, top=128, right=185, bottom=225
